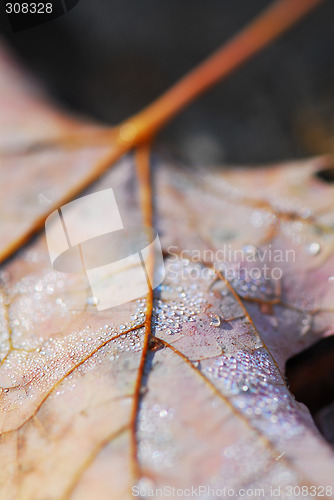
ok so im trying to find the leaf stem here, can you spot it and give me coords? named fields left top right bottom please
left=129, top=144, right=155, bottom=481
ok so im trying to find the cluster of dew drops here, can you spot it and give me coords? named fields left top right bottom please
left=84, top=297, right=149, bottom=362
left=152, top=283, right=209, bottom=336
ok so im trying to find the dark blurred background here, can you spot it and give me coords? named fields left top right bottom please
left=0, top=0, right=334, bottom=164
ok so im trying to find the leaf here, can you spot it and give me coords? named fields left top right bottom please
left=1, top=2, right=334, bottom=496
left=1, top=150, right=334, bottom=499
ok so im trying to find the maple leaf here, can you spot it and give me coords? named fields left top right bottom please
left=2, top=151, right=334, bottom=499
left=1, top=1, right=334, bottom=498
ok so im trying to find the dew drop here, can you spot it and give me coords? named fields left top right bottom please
left=209, top=314, right=221, bottom=327
left=136, top=477, right=155, bottom=493
left=86, top=296, right=99, bottom=306
left=305, top=242, right=321, bottom=256
left=328, top=275, right=334, bottom=284
left=300, top=316, right=311, bottom=336
left=299, top=207, right=311, bottom=219
left=249, top=211, right=264, bottom=228
left=242, top=244, right=258, bottom=257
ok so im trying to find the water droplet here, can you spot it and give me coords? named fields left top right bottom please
left=305, top=242, right=321, bottom=256
left=242, top=244, right=258, bottom=257
left=136, top=477, right=155, bottom=492
left=249, top=211, right=264, bottom=228
left=328, top=275, right=334, bottom=284
left=300, top=316, right=311, bottom=336
left=299, top=207, right=311, bottom=219
left=209, top=314, right=221, bottom=327
left=86, top=296, right=99, bottom=306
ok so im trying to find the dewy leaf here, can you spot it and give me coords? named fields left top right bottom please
left=1, top=151, right=334, bottom=499
left=1, top=2, right=333, bottom=496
